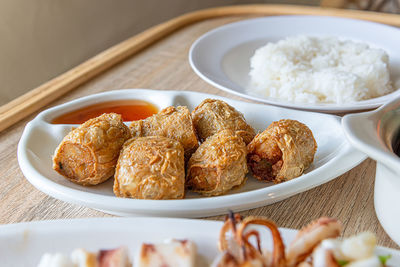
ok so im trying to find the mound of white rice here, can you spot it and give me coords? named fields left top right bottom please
left=248, top=35, right=394, bottom=104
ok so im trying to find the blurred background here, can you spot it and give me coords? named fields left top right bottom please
left=1, top=0, right=398, bottom=105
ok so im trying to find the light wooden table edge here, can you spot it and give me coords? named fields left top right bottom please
left=1, top=4, right=399, bottom=132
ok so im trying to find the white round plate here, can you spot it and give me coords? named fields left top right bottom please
left=17, top=89, right=366, bottom=217
left=1, top=217, right=399, bottom=266
left=189, top=16, right=400, bottom=113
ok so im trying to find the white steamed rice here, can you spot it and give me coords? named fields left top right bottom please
left=248, top=35, right=394, bottom=104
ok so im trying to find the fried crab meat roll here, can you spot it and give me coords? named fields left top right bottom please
left=186, top=129, right=248, bottom=196
left=191, top=99, right=256, bottom=144
left=52, top=113, right=131, bottom=186
left=247, top=119, right=317, bottom=183
left=113, top=136, right=185, bottom=200
left=129, top=106, right=198, bottom=160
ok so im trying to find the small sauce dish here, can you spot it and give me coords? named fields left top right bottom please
left=343, top=95, right=400, bottom=245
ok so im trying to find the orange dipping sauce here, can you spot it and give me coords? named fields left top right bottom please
left=52, top=100, right=158, bottom=124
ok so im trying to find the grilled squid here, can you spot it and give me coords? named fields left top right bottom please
left=247, top=119, right=317, bottom=183
left=311, top=232, right=384, bottom=267
left=286, top=217, right=342, bottom=267
left=138, top=239, right=197, bottom=267
left=213, top=214, right=342, bottom=267
left=212, top=213, right=286, bottom=267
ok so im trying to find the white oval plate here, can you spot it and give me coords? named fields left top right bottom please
left=1, top=217, right=399, bottom=266
left=189, top=16, right=400, bottom=113
left=17, top=89, right=366, bottom=217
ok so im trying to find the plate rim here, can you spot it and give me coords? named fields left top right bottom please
left=189, top=15, right=400, bottom=112
left=17, top=89, right=367, bottom=217
left=342, top=94, right=400, bottom=173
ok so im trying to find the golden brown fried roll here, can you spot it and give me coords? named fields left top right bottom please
left=186, top=129, right=248, bottom=196
left=130, top=106, right=198, bottom=159
left=191, top=99, right=256, bottom=144
left=113, top=136, right=185, bottom=199
left=247, top=119, right=317, bottom=183
left=52, top=113, right=131, bottom=185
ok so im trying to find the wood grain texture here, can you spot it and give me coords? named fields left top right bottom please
left=0, top=14, right=398, bottom=250
left=0, top=4, right=400, bottom=132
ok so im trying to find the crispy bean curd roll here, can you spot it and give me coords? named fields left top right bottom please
left=113, top=136, right=185, bottom=200
left=186, top=129, right=248, bottom=196
left=191, top=99, right=256, bottom=144
left=52, top=113, right=131, bottom=186
left=129, top=106, right=198, bottom=160
left=247, top=119, right=317, bottom=183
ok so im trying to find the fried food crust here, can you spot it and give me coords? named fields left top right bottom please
left=129, top=106, right=198, bottom=160
left=186, top=129, right=248, bottom=196
left=52, top=113, right=131, bottom=185
left=191, top=99, right=256, bottom=144
left=113, top=136, right=185, bottom=200
left=247, top=119, right=317, bottom=183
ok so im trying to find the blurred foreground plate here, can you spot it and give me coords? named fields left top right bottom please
left=1, top=217, right=399, bottom=266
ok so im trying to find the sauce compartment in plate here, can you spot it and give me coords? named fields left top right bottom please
left=52, top=100, right=158, bottom=124
left=37, top=89, right=175, bottom=125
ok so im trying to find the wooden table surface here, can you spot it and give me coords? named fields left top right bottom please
left=0, top=15, right=398, bottom=249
